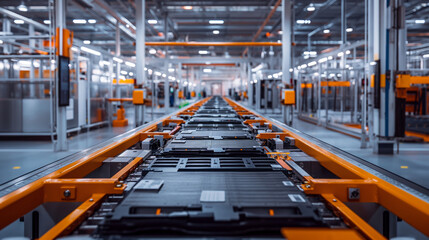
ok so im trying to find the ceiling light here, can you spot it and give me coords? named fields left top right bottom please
left=43, top=20, right=51, bottom=25
left=318, top=57, right=328, bottom=63
left=83, top=40, right=91, bottom=44
left=278, top=30, right=283, bottom=34
left=149, top=49, right=157, bottom=54
left=148, top=19, right=158, bottom=24
left=306, top=6, right=315, bottom=11
left=296, top=19, right=311, bottom=24
left=14, top=19, right=25, bottom=24
left=17, top=1, right=28, bottom=12
left=323, top=29, right=330, bottom=34
left=337, top=52, right=344, bottom=57
left=113, top=57, right=123, bottom=63
left=168, top=68, right=175, bottom=72
left=209, top=20, right=224, bottom=24
left=199, top=50, right=209, bottom=55
left=345, top=50, right=351, bottom=54
left=203, top=68, right=212, bottom=73
left=162, top=73, right=166, bottom=78
left=328, top=56, right=333, bottom=60
left=121, top=70, right=128, bottom=75
left=308, top=61, right=317, bottom=66
left=423, top=54, right=429, bottom=58
left=183, top=6, right=193, bottom=10
left=129, top=72, right=134, bottom=76
left=73, top=19, right=87, bottom=24
left=125, top=61, right=136, bottom=67
left=213, top=30, right=220, bottom=34
left=88, top=19, right=97, bottom=24
left=346, top=28, right=353, bottom=32
left=71, top=46, right=79, bottom=52
left=80, top=46, right=101, bottom=56
left=155, top=71, right=161, bottom=76
left=415, top=19, right=426, bottom=24
left=0, top=40, right=4, bottom=44
left=268, top=75, right=273, bottom=79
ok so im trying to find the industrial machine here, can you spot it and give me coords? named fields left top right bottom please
left=0, top=96, right=428, bottom=239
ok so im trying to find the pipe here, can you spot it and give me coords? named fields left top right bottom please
left=242, top=0, right=282, bottom=56
left=145, top=42, right=282, bottom=47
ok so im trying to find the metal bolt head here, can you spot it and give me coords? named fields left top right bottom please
left=89, top=198, right=94, bottom=202
left=332, top=199, right=337, bottom=202
left=306, top=184, right=311, bottom=188
left=115, top=183, right=122, bottom=188
left=63, top=189, right=71, bottom=198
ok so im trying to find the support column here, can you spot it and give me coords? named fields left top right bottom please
left=115, top=22, right=121, bottom=98
left=136, top=0, right=146, bottom=85
left=282, top=0, right=292, bottom=85
left=55, top=0, right=67, bottom=151
left=164, top=14, right=169, bottom=109
left=247, top=61, right=252, bottom=106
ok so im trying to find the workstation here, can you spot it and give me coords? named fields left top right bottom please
left=0, top=0, right=429, bottom=239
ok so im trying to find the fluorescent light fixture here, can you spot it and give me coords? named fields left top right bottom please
left=323, top=29, right=330, bottom=34
left=17, top=2, right=28, bottom=12
left=113, top=57, right=123, bottom=63
left=121, top=70, right=128, bottom=75
left=345, top=50, right=351, bottom=54
left=289, top=68, right=293, bottom=72
left=43, top=20, right=51, bottom=24
left=314, top=72, right=319, bottom=76
left=337, top=52, right=344, bottom=57
left=306, top=6, right=315, bottom=11
left=88, top=19, right=97, bottom=24
left=71, top=46, right=79, bottom=52
left=346, top=27, right=353, bottom=32
left=301, top=64, right=307, bottom=69
left=80, top=46, right=101, bottom=56
left=0, top=40, right=3, bottom=44
left=318, top=57, right=328, bottom=63
left=144, top=67, right=147, bottom=71
left=423, top=54, right=429, bottom=58
left=415, top=19, right=426, bottom=24
left=125, top=61, right=136, bottom=67
left=83, top=40, right=91, bottom=44
left=14, top=19, right=25, bottom=24
left=213, top=30, right=220, bottom=34
left=129, top=72, right=134, bottom=76
left=296, top=19, right=311, bottom=24
left=73, top=19, right=87, bottom=24
left=199, top=50, right=209, bottom=54
left=155, top=71, right=161, bottom=76
left=268, top=75, right=273, bottom=79
left=370, top=61, right=377, bottom=65
left=203, top=68, right=212, bottom=73
left=149, top=48, right=157, bottom=54
left=162, top=73, right=166, bottom=78
left=168, top=68, right=175, bottom=72
left=209, top=20, right=224, bottom=24
left=183, top=6, right=193, bottom=10
left=273, top=74, right=278, bottom=78
left=148, top=19, right=158, bottom=24
left=308, top=61, right=317, bottom=66
left=328, top=56, right=333, bottom=60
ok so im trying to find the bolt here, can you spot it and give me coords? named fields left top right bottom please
left=115, top=183, right=122, bottom=188
left=306, top=184, right=311, bottom=188
left=63, top=189, right=71, bottom=198
left=332, top=199, right=337, bottom=202
left=89, top=198, right=94, bottom=202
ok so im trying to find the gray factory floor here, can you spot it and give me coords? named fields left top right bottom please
left=0, top=108, right=172, bottom=185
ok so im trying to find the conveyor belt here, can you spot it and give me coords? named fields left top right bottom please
left=1, top=96, right=429, bottom=240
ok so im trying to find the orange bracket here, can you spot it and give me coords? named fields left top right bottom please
left=302, top=179, right=378, bottom=203
left=43, top=179, right=124, bottom=202
left=256, top=132, right=289, bottom=141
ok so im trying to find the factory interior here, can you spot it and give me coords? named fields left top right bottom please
left=0, top=0, right=429, bottom=239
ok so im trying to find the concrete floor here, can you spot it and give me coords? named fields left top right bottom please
left=0, top=107, right=173, bottom=186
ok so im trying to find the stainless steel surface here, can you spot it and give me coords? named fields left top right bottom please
left=22, top=99, right=51, bottom=133
left=0, top=99, right=23, bottom=132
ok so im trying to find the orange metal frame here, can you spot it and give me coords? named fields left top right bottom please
left=0, top=97, right=211, bottom=239
left=224, top=97, right=429, bottom=239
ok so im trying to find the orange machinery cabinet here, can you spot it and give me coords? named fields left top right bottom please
left=282, top=89, right=295, bottom=105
